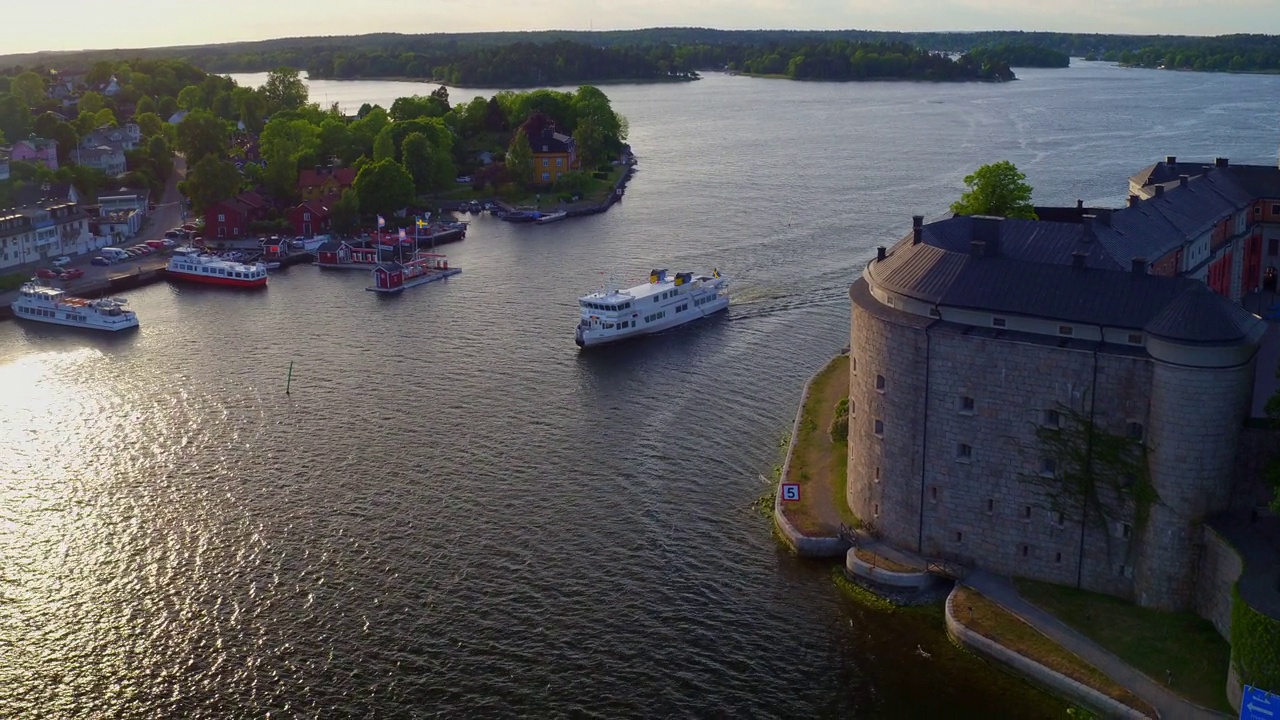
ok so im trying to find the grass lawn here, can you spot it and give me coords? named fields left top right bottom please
left=781, top=355, right=859, bottom=535
left=1014, top=578, right=1232, bottom=713
left=953, top=587, right=1157, bottom=717
left=1, top=272, right=28, bottom=292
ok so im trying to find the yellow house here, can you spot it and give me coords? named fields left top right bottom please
left=530, top=130, right=579, bottom=186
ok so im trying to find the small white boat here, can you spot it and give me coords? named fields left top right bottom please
left=536, top=211, right=568, bottom=224
left=575, top=268, right=728, bottom=348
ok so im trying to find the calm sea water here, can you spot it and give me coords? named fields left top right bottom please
left=2, top=63, right=1278, bottom=718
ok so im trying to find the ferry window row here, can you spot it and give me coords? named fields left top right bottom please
left=694, top=296, right=715, bottom=306
left=604, top=321, right=636, bottom=330
left=174, top=264, right=258, bottom=279
left=17, top=306, right=85, bottom=322
left=644, top=311, right=666, bottom=323
left=674, top=303, right=689, bottom=313
left=585, top=301, right=631, bottom=312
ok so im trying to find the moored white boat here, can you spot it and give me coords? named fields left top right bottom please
left=166, top=247, right=267, bottom=288
left=10, top=281, right=138, bottom=331
left=575, top=268, right=728, bottom=348
left=536, top=211, right=567, bottom=224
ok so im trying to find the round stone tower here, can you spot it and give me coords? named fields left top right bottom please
left=1133, top=291, right=1263, bottom=611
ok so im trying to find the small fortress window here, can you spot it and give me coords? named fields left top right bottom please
left=873, top=419, right=884, bottom=437
left=1127, top=422, right=1145, bottom=442
left=1127, top=333, right=1144, bottom=345
left=851, top=357, right=857, bottom=374
left=1021, top=544, right=1030, bottom=558
left=873, top=503, right=880, bottom=517
left=991, top=317, right=1007, bottom=328
left=956, top=444, right=972, bottom=461
left=875, top=374, right=886, bottom=391
left=1056, top=512, right=1065, bottom=527
left=986, top=498, right=994, bottom=513
left=1043, top=409, right=1061, bottom=429
left=1058, top=325, right=1074, bottom=336
left=955, top=531, right=963, bottom=543
left=930, top=487, right=938, bottom=502
left=1023, top=506, right=1032, bottom=519
left=959, top=396, right=975, bottom=413
left=1121, top=523, right=1133, bottom=539
left=1040, top=458, right=1057, bottom=477
left=1055, top=552, right=1063, bottom=563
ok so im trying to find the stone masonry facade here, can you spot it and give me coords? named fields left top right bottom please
left=849, top=282, right=1258, bottom=610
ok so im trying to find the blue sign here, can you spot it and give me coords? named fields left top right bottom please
left=1242, top=685, right=1278, bottom=720
left=781, top=483, right=801, bottom=502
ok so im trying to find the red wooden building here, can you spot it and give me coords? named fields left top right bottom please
left=204, top=191, right=268, bottom=240
left=288, top=201, right=331, bottom=238
left=314, top=240, right=380, bottom=267
left=371, top=263, right=405, bottom=292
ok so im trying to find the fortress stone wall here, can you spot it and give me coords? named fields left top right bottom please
left=849, top=275, right=1260, bottom=610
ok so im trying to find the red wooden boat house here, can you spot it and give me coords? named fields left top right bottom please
left=314, top=240, right=380, bottom=269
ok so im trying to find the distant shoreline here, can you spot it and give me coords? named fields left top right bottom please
left=288, top=74, right=699, bottom=88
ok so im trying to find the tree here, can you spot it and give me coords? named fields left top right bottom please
left=0, top=95, right=32, bottom=142
left=259, top=117, right=320, bottom=200
left=231, top=86, right=266, bottom=133
left=390, top=95, right=447, bottom=122
left=572, top=117, right=607, bottom=168
left=506, top=128, right=534, bottom=187
left=181, top=155, right=243, bottom=213
left=136, top=95, right=156, bottom=116
left=94, top=108, right=118, bottom=128
left=176, top=110, right=229, bottom=165
left=157, top=95, right=178, bottom=119
left=401, top=132, right=433, bottom=194
left=262, top=68, right=308, bottom=113
left=78, top=91, right=106, bottom=115
left=330, top=188, right=361, bottom=237
left=949, top=160, right=1037, bottom=219
left=176, top=85, right=204, bottom=111
left=11, top=71, right=46, bottom=106
left=135, top=112, right=166, bottom=139
left=148, top=135, right=174, bottom=181
left=372, top=127, right=396, bottom=163
left=354, top=159, right=414, bottom=218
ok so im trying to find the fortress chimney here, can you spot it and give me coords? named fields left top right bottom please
left=912, top=215, right=924, bottom=244
left=1165, top=155, right=1177, bottom=165
left=1179, top=174, right=1190, bottom=187
left=1076, top=199, right=1084, bottom=210
left=876, top=246, right=887, bottom=261
left=1072, top=251, right=1088, bottom=271
left=1131, top=257, right=1148, bottom=276
left=1154, top=185, right=1165, bottom=198
left=1215, top=157, right=1229, bottom=168
left=912, top=215, right=924, bottom=229
left=1128, top=194, right=1140, bottom=208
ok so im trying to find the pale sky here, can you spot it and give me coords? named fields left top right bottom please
left=7, top=0, right=1279, bottom=56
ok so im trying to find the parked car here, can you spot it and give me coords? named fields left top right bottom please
left=164, top=230, right=181, bottom=238
left=60, top=268, right=84, bottom=280
left=146, top=240, right=166, bottom=249
left=160, top=238, right=177, bottom=248
left=37, top=268, right=59, bottom=278
left=90, top=256, right=111, bottom=266
left=52, top=256, right=72, bottom=267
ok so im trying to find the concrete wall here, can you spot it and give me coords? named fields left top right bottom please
left=1136, top=359, right=1256, bottom=610
left=1194, top=526, right=1244, bottom=641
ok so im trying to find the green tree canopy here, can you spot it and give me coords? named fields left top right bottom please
left=354, top=158, right=414, bottom=218
left=505, top=128, right=534, bottom=187
left=78, top=91, right=106, bottom=115
left=259, top=116, right=321, bottom=199
left=176, top=85, right=204, bottom=111
left=330, top=187, right=361, bottom=237
left=949, top=160, right=1037, bottom=220
left=11, top=71, right=46, bottom=106
left=262, top=68, right=308, bottom=113
left=372, top=126, right=396, bottom=163
left=181, top=155, right=243, bottom=213
left=0, top=95, right=32, bottom=142
left=136, top=95, right=156, bottom=116
left=176, top=109, right=230, bottom=165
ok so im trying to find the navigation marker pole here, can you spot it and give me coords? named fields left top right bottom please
left=285, top=361, right=294, bottom=395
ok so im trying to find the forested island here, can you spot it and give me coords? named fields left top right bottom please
left=2, top=29, right=1278, bottom=89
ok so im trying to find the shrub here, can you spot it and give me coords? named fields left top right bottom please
left=829, top=398, right=850, bottom=443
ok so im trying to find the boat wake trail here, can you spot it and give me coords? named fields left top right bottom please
left=725, top=286, right=848, bottom=322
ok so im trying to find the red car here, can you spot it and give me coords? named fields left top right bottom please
left=60, top=268, right=84, bottom=280
left=37, top=268, right=59, bottom=279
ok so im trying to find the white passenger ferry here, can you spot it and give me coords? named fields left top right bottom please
left=10, top=281, right=138, bottom=331
left=167, top=247, right=267, bottom=288
left=575, top=268, right=729, bottom=348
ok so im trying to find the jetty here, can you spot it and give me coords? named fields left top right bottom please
left=367, top=252, right=461, bottom=293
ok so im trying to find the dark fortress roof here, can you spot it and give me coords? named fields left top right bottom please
left=868, top=215, right=1261, bottom=345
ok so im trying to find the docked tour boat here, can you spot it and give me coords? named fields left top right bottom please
left=575, top=268, right=728, bottom=348
left=536, top=211, right=568, bottom=225
left=166, top=247, right=267, bottom=288
left=10, top=281, right=138, bottom=331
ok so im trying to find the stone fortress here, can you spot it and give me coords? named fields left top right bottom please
left=847, top=157, right=1280, bottom=612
